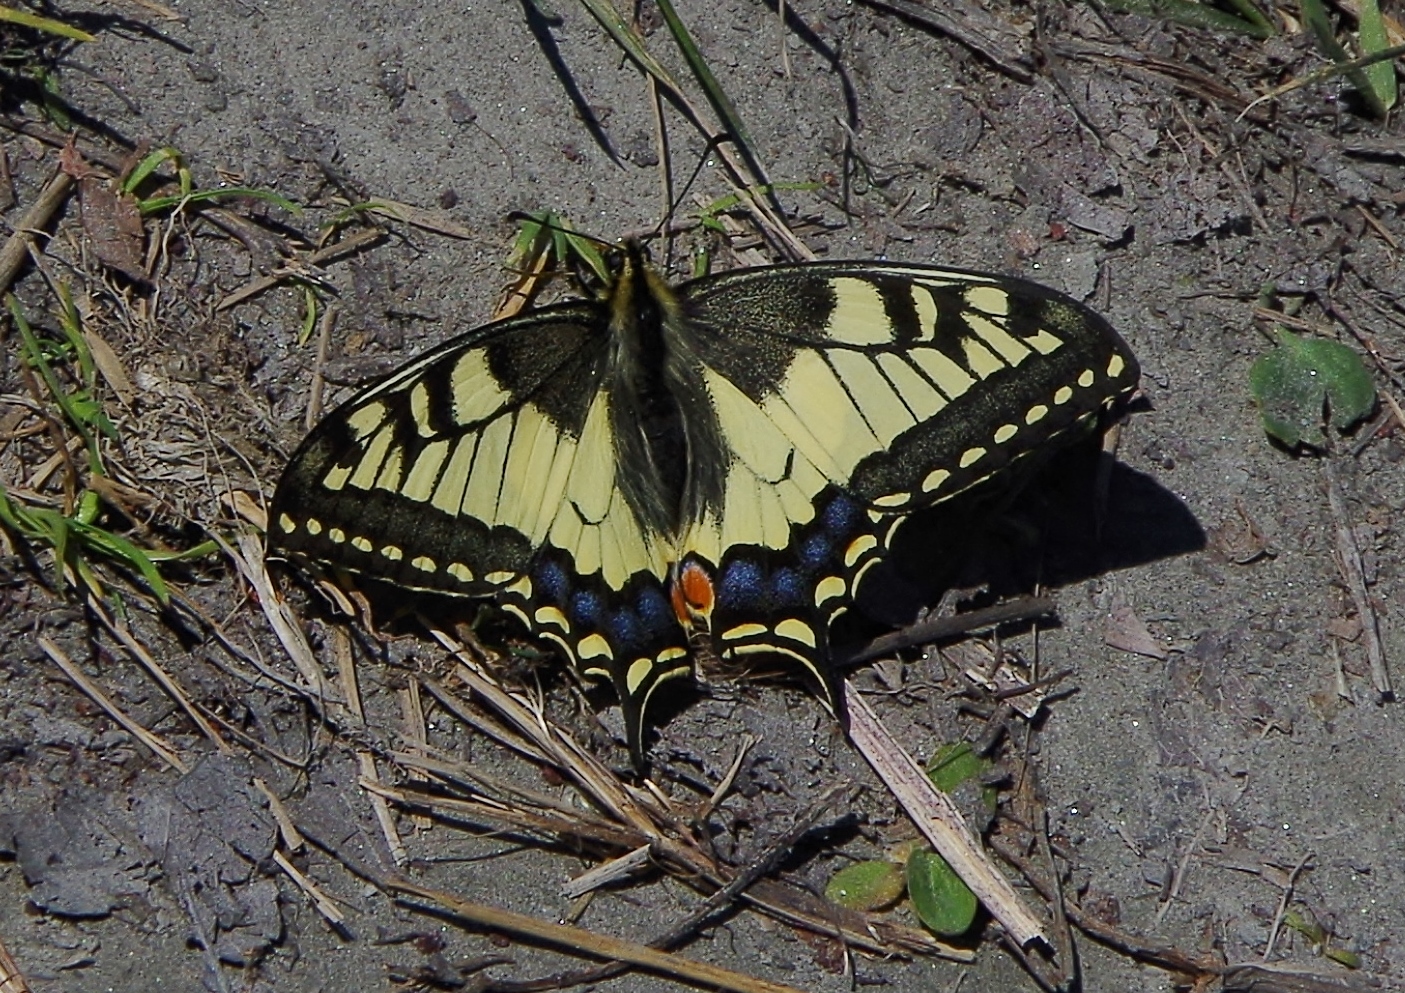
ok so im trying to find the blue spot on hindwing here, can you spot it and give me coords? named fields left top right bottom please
left=821, top=493, right=860, bottom=536
left=770, top=567, right=804, bottom=604
left=534, top=558, right=569, bottom=603
left=571, top=589, right=605, bottom=626
left=718, top=558, right=764, bottom=604
left=635, top=585, right=675, bottom=637
left=798, top=532, right=832, bottom=570
left=607, top=608, right=640, bottom=650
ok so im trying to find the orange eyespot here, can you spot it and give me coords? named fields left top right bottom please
left=670, top=559, right=716, bottom=627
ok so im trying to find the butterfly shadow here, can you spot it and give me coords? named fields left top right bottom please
left=838, top=437, right=1207, bottom=650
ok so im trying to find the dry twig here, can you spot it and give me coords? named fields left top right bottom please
left=0, top=167, right=74, bottom=297
left=1324, top=458, right=1392, bottom=697
left=0, top=930, right=33, bottom=993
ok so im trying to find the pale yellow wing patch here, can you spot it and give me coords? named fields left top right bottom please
left=686, top=367, right=832, bottom=562
left=545, top=390, right=671, bottom=588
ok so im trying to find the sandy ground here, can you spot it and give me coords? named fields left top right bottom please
left=1, top=1, right=1403, bottom=991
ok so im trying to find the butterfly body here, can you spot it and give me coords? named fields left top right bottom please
left=272, top=243, right=1138, bottom=764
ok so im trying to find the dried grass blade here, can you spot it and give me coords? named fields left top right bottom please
left=378, top=873, right=812, bottom=993
left=421, top=630, right=974, bottom=961
left=1325, top=460, right=1392, bottom=697
left=363, top=779, right=647, bottom=853
left=215, top=228, right=385, bottom=311
left=742, top=878, right=973, bottom=960
left=416, top=673, right=554, bottom=766
left=363, top=199, right=474, bottom=239
left=430, top=625, right=667, bottom=832
left=272, top=850, right=347, bottom=926
left=40, top=635, right=188, bottom=773
left=574, top=0, right=808, bottom=259
left=331, top=625, right=408, bottom=865
left=225, top=531, right=338, bottom=702
left=563, top=845, right=654, bottom=898
left=0, top=930, right=34, bottom=993
left=854, top=0, right=1034, bottom=79
left=390, top=747, right=638, bottom=835
left=86, top=592, right=230, bottom=751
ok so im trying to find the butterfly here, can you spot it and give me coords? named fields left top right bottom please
left=270, top=241, right=1139, bottom=765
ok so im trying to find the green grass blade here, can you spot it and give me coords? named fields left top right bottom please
left=1098, top=0, right=1273, bottom=37
left=146, top=539, right=218, bottom=562
left=0, top=6, right=95, bottom=41
left=560, top=230, right=610, bottom=283
left=0, top=485, right=28, bottom=534
left=54, top=286, right=118, bottom=445
left=1357, top=0, right=1397, bottom=112
left=653, top=0, right=769, bottom=185
left=73, top=520, right=170, bottom=604
left=46, top=507, right=73, bottom=595
left=8, top=294, right=101, bottom=471
left=508, top=210, right=552, bottom=267
left=1300, top=0, right=1389, bottom=116
left=55, top=283, right=94, bottom=383
left=121, top=147, right=183, bottom=195
left=511, top=211, right=611, bottom=284
left=297, top=284, right=318, bottom=346
left=551, top=221, right=573, bottom=276
left=698, top=181, right=822, bottom=228
left=137, top=186, right=301, bottom=216
left=575, top=0, right=692, bottom=110
left=1222, top=0, right=1275, bottom=34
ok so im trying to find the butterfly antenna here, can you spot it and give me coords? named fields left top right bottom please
left=639, top=132, right=734, bottom=271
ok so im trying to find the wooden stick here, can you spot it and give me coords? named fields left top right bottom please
left=0, top=167, right=74, bottom=297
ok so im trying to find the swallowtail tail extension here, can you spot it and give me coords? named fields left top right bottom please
left=271, top=244, right=1139, bottom=763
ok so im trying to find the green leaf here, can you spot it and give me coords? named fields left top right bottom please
left=926, top=741, right=987, bottom=793
left=824, top=860, right=905, bottom=911
left=1249, top=330, right=1376, bottom=448
left=906, top=849, right=978, bottom=937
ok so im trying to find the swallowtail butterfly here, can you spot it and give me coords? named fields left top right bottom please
left=271, top=243, right=1138, bottom=763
